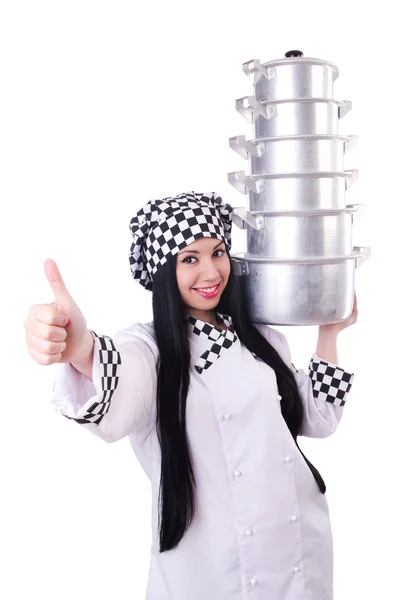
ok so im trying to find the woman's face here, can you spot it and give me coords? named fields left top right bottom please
left=175, top=236, right=231, bottom=319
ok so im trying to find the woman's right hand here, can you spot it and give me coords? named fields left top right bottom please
left=24, top=259, right=92, bottom=365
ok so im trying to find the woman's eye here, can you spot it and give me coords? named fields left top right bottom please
left=181, top=249, right=224, bottom=264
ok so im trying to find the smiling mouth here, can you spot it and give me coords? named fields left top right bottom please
left=192, top=283, right=222, bottom=298
left=193, top=282, right=221, bottom=292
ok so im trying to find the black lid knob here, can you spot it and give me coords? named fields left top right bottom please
left=285, top=50, right=304, bottom=58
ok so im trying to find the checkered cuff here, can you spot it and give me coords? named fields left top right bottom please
left=64, top=331, right=121, bottom=425
left=308, top=353, right=354, bottom=407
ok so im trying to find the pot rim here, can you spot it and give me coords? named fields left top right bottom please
left=231, top=247, right=365, bottom=265
left=252, top=133, right=352, bottom=143
left=253, top=97, right=346, bottom=107
left=248, top=170, right=356, bottom=181
left=241, top=205, right=362, bottom=217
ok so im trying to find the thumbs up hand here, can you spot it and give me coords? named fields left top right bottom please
left=24, top=259, right=93, bottom=365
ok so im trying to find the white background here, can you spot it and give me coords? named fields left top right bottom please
left=0, top=0, right=394, bottom=598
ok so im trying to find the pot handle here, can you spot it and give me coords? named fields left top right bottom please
left=242, top=59, right=276, bottom=84
left=351, top=204, right=366, bottom=221
left=228, top=171, right=265, bottom=194
left=355, top=246, right=371, bottom=269
left=228, top=171, right=247, bottom=195
left=236, top=96, right=278, bottom=123
left=231, top=209, right=247, bottom=230
left=231, top=258, right=250, bottom=276
left=338, top=100, right=352, bottom=119
left=332, top=67, right=340, bottom=81
left=229, top=135, right=266, bottom=159
left=344, top=135, right=358, bottom=152
left=232, top=207, right=267, bottom=231
left=235, top=97, right=254, bottom=124
left=345, top=169, right=359, bottom=189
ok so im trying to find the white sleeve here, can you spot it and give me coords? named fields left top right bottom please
left=50, top=326, right=158, bottom=443
left=255, top=324, right=354, bottom=439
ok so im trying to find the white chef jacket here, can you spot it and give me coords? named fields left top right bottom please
left=51, top=313, right=354, bottom=600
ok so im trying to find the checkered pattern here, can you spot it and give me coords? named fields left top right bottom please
left=128, top=191, right=233, bottom=291
left=190, top=316, right=353, bottom=406
left=61, top=324, right=352, bottom=429
left=63, top=331, right=121, bottom=425
left=309, top=354, right=354, bottom=406
left=187, top=313, right=238, bottom=374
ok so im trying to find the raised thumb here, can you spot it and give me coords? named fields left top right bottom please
left=44, top=258, right=74, bottom=305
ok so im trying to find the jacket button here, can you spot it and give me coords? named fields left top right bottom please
left=284, top=455, right=291, bottom=463
left=223, top=413, right=231, bottom=420
left=234, top=469, right=241, bottom=477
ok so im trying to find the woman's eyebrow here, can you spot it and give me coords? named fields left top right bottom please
left=178, top=240, right=225, bottom=255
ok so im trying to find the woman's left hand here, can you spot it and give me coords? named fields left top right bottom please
left=319, top=291, right=358, bottom=336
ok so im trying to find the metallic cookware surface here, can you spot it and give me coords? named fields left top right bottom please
left=236, top=97, right=352, bottom=137
left=229, top=134, right=358, bottom=175
left=243, top=56, right=339, bottom=101
left=233, top=206, right=362, bottom=259
left=230, top=247, right=371, bottom=325
left=228, top=170, right=358, bottom=210
left=227, top=50, right=370, bottom=325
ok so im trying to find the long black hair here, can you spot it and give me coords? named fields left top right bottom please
left=151, top=245, right=325, bottom=553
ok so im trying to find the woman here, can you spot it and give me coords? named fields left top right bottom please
left=25, top=191, right=357, bottom=600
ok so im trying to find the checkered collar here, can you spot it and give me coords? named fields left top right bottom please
left=186, top=312, right=238, bottom=374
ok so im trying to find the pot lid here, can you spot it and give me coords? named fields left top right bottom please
left=243, top=50, right=339, bottom=81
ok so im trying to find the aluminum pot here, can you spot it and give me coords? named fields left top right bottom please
left=229, top=134, right=358, bottom=175
left=242, top=56, right=339, bottom=102
left=228, top=170, right=358, bottom=210
left=231, top=206, right=363, bottom=259
left=230, top=247, right=371, bottom=325
left=236, top=97, right=352, bottom=137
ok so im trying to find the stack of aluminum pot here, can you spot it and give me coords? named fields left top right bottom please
left=228, top=50, right=371, bottom=325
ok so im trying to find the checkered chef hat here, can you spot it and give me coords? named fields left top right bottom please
left=128, top=191, right=233, bottom=291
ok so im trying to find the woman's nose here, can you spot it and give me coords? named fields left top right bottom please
left=200, top=258, right=220, bottom=278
